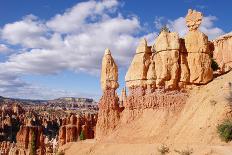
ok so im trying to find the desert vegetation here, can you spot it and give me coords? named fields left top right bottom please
left=217, top=119, right=232, bottom=142
left=157, top=144, right=170, bottom=155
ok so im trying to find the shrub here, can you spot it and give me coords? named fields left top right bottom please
left=217, top=120, right=232, bottom=142
left=174, top=148, right=193, bottom=155
left=56, top=151, right=65, bottom=155
left=157, top=144, right=170, bottom=155
left=80, top=130, right=85, bottom=140
left=211, top=58, right=219, bottom=71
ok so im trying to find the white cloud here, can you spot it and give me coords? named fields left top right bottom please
left=0, top=1, right=225, bottom=99
left=46, top=0, right=119, bottom=33
left=0, top=44, right=12, bottom=53
left=1, top=15, right=49, bottom=48
left=0, top=0, right=149, bottom=99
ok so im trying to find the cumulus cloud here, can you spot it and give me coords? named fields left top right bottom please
left=0, top=44, right=12, bottom=53
left=0, top=0, right=148, bottom=99
left=0, top=0, right=225, bottom=99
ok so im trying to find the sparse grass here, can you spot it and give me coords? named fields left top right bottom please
left=174, top=148, right=193, bottom=155
left=157, top=144, right=170, bottom=155
left=217, top=119, right=232, bottom=142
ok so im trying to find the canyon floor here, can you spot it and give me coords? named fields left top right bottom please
left=62, top=71, right=232, bottom=155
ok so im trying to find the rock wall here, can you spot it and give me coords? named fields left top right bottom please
left=125, top=9, right=213, bottom=91
left=213, top=32, right=232, bottom=73
left=14, top=125, right=45, bottom=155
left=58, top=113, right=97, bottom=146
left=125, top=39, right=152, bottom=88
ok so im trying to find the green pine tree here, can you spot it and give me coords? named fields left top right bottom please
left=29, top=131, right=36, bottom=155
left=80, top=130, right=85, bottom=140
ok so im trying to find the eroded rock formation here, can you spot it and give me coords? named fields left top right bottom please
left=185, top=9, right=213, bottom=84
left=96, top=49, right=121, bottom=140
left=101, top=48, right=119, bottom=91
left=125, top=39, right=152, bottom=89
left=153, top=30, right=180, bottom=89
left=125, top=9, right=213, bottom=92
left=58, top=113, right=97, bottom=146
left=14, top=125, right=45, bottom=155
left=213, top=32, right=232, bottom=73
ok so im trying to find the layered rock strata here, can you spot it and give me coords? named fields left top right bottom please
left=125, top=9, right=213, bottom=92
left=153, top=30, right=180, bottom=89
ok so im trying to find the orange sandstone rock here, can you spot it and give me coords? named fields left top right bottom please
left=213, top=32, right=232, bottom=73
left=185, top=9, right=213, bottom=84
left=101, top=48, right=119, bottom=91
left=153, top=30, right=180, bottom=89
left=125, top=38, right=152, bottom=88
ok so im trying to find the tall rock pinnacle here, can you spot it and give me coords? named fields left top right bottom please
left=101, top=48, right=119, bottom=91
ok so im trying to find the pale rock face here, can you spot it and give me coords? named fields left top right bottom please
left=153, top=31, right=180, bottom=89
left=125, top=38, right=151, bottom=88
left=213, top=33, right=232, bottom=73
left=179, top=38, right=190, bottom=87
left=185, top=30, right=213, bottom=84
left=185, top=9, right=203, bottom=31
left=101, top=49, right=119, bottom=91
left=146, top=57, right=156, bottom=92
left=184, top=9, right=213, bottom=84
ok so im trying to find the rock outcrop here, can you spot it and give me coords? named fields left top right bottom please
left=213, top=32, right=232, bottom=73
left=153, top=30, right=180, bottom=89
left=96, top=49, right=121, bottom=140
left=119, top=87, right=127, bottom=108
left=125, top=39, right=152, bottom=89
left=101, top=48, right=119, bottom=91
left=184, top=9, right=213, bottom=84
left=58, top=113, right=97, bottom=146
left=15, top=125, right=45, bottom=155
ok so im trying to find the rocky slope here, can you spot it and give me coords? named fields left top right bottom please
left=62, top=71, right=232, bottom=155
left=62, top=9, right=232, bottom=155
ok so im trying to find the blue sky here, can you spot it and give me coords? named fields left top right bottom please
left=0, top=0, right=231, bottom=100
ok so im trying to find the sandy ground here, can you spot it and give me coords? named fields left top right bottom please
left=62, top=71, right=232, bottom=155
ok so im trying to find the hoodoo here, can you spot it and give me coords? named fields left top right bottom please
left=185, top=9, right=213, bottom=84
left=77, top=8, right=232, bottom=155
left=96, top=49, right=121, bottom=140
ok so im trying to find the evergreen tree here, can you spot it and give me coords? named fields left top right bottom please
left=29, top=131, right=36, bottom=155
left=80, top=130, right=85, bottom=140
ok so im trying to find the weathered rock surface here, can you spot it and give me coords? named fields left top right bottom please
left=101, top=48, right=119, bottom=91
left=153, top=31, right=180, bottom=89
left=213, top=32, right=232, bottom=73
left=185, top=9, right=203, bottom=31
left=58, top=113, right=97, bottom=146
left=119, top=87, right=127, bottom=108
left=15, top=125, right=45, bottom=155
left=125, top=38, right=152, bottom=88
left=96, top=89, right=120, bottom=140
left=185, top=9, right=213, bottom=84
left=96, top=50, right=121, bottom=140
